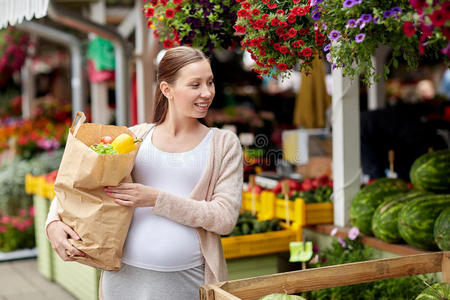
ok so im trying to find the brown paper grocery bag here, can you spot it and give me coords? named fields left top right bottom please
left=54, top=112, right=141, bottom=271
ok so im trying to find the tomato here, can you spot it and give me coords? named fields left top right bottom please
left=101, top=136, right=113, bottom=144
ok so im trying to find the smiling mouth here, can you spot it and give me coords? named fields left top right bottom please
left=194, top=103, right=209, bottom=107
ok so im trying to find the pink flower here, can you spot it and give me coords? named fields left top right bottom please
left=1, top=216, right=11, bottom=224
left=309, top=254, right=319, bottom=264
left=19, top=209, right=27, bottom=217
left=330, top=227, right=338, bottom=236
left=348, top=226, right=360, bottom=240
left=338, top=236, right=347, bottom=248
left=29, top=206, right=35, bottom=217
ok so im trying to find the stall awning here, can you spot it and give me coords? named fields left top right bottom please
left=0, top=0, right=49, bottom=29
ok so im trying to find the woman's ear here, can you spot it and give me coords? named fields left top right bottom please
left=160, top=81, right=171, bottom=99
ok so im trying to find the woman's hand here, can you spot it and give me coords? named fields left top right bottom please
left=105, top=183, right=159, bottom=207
left=47, top=220, right=85, bottom=261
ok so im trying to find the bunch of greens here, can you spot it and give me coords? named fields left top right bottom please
left=90, top=143, right=118, bottom=155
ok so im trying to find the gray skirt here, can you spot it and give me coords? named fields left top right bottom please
left=102, top=263, right=205, bottom=300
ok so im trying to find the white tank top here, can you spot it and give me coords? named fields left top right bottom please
left=122, top=126, right=212, bottom=271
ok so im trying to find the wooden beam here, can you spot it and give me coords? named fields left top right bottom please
left=206, top=252, right=444, bottom=300
left=443, top=251, right=450, bottom=283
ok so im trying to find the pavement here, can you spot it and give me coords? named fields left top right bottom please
left=0, top=258, right=76, bottom=300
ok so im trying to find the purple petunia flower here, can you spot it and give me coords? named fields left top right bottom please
left=391, top=6, right=402, bottom=14
left=373, top=16, right=379, bottom=24
left=347, top=18, right=357, bottom=28
left=323, top=43, right=331, bottom=52
left=326, top=53, right=332, bottom=63
left=355, top=33, right=366, bottom=43
left=348, top=227, right=360, bottom=240
left=360, top=13, right=372, bottom=22
left=343, top=0, right=355, bottom=8
left=332, top=63, right=337, bottom=70
left=312, top=11, right=321, bottom=20
left=354, top=0, right=362, bottom=3
left=338, top=236, right=347, bottom=248
left=383, top=10, right=393, bottom=18
left=311, top=0, right=324, bottom=6
left=329, top=30, right=341, bottom=41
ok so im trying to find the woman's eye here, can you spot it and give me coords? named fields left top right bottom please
left=191, top=84, right=199, bottom=87
left=208, top=81, right=214, bottom=85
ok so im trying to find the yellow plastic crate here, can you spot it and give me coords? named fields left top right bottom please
left=241, top=191, right=261, bottom=215
left=305, top=202, right=333, bottom=224
left=221, top=229, right=299, bottom=259
left=25, top=173, right=39, bottom=195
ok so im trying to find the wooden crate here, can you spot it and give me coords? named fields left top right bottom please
left=200, top=251, right=450, bottom=300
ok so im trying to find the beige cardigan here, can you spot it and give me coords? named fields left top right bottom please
left=46, top=123, right=243, bottom=284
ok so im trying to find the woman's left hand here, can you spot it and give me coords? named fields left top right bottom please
left=105, top=183, right=159, bottom=207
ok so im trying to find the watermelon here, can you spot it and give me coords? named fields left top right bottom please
left=372, top=190, right=430, bottom=243
left=415, top=282, right=450, bottom=300
left=410, top=149, right=450, bottom=193
left=434, top=207, right=450, bottom=251
left=350, top=178, right=409, bottom=235
left=398, top=194, right=450, bottom=250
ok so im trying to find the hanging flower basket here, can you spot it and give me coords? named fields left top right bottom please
left=234, top=0, right=325, bottom=79
left=0, top=27, right=30, bottom=87
left=144, top=0, right=240, bottom=53
left=313, top=0, right=449, bottom=83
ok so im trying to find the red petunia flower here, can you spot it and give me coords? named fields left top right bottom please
left=301, top=47, right=313, bottom=57
left=280, top=21, right=288, bottom=28
left=288, top=14, right=296, bottom=23
left=149, top=0, right=158, bottom=6
left=173, top=0, right=183, bottom=3
left=276, top=27, right=285, bottom=35
left=271, top=18, right=280, bottom=26
left=273, top=43, right=281, bottom=50
left=276, top=9, right=284, bottom=15
left=145, top=7, right=155, bottom=17
left=283, top=34, right=290, bottom=41
left=165, top=8, right=175, bottom=18
left=298, top=28, right=308, bottom=35
left=163, top=39, right=174, bottom=48
left=267, top=3, right=277, bottom=9
left=429, top=9, right=446, bottom=27
left=262, top=13, right=269, bottom=20
left=268, top=58, right=276, bottom=64
left=280, top=46, right=289, bottom=54
left=242, top=2, right=251, bottom=9
left=443, top=26, right=450, bottom=40
left=252, top=8, right=260, bottom=16
left=233, top=24, right=246, bottom=34
left=278, top=63, right=288, bottom=71
left=293, top=0, right=301, bottom=3
left=402, top=21, right=416, bottom=37
left=260, top=50, right=266, bottom=56
left=238, top=9, right=250, bottom=19
left=288, top=28, right=297, bottom=38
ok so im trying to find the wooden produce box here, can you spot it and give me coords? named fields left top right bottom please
left=200, top=251, right=450, bottom=300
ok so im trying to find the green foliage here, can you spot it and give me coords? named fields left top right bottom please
left=0, top=150, right=63, bottom=215
left=302, top=233, right=436, bottom=299
left=224, top=211, right=282, bottom=237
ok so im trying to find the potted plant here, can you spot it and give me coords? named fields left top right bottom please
left=144, top=0, right=240, bottom=53
left=312, top=0, right=449, bottom=83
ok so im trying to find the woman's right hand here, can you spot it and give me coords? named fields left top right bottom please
left=47, top=220, right=85, bottom=261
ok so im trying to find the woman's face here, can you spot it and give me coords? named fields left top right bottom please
left=163, top=59, right=215, bottom=120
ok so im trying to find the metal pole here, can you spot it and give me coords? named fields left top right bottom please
left=47, top=0, right=131, bottom=125
left=16, top=21, right=85, bottom=119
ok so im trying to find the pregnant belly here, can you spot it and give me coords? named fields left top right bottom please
left=122, top=207, right=203, bottom=271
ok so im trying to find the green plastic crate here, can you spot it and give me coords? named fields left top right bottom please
left=33, top=195, right=54, bottom=280
left=53, top=254, right=101, bottom=300
left=226, top=255, right=278, bottom=280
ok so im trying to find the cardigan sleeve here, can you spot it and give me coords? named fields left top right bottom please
left=45, top=197, right=60, bottom=238
left=152, top=132, right=243, bottom=236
